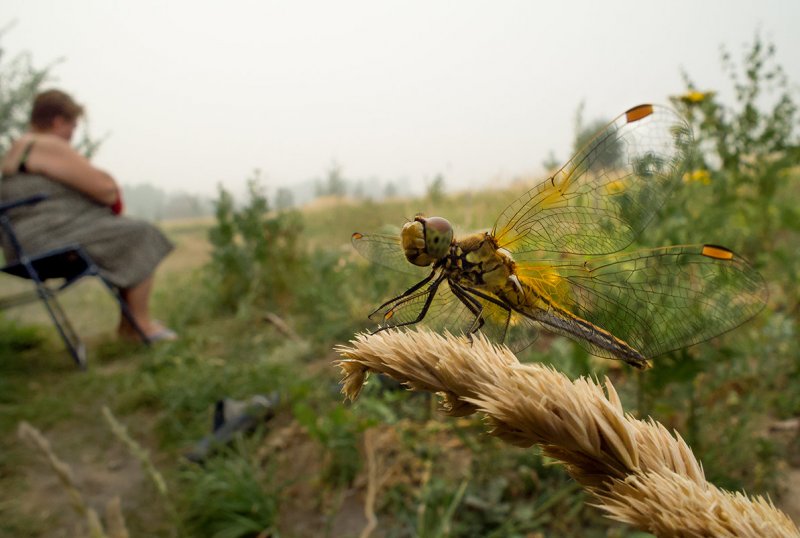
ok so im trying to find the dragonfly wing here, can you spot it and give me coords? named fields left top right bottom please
left=352, top=229, right=430, bottom=277
left=493, top=105, right=692, bottom=255
left=523, top=245, right=767, bottom=360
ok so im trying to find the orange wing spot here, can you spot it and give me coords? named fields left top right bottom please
left=702, top=244, right=734, bottom=260
left=384, top=310, right=395, bottom=321
left=352, top=232, right=363, bottom=240
left=625, top=104, right=654, bottom=123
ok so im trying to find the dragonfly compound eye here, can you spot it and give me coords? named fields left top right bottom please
left=401, top=217, right=452, bottom=266
left=423, top=216, right=454, bottom=260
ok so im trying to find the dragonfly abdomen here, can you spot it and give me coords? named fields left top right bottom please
left=541, top=307, right=648, bottom=368
left=506, top=277, right=649, bottom=369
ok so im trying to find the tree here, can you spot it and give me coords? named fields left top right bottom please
left=275, top=187, right=294, bottom=210
left=571, top=101, right=618, bottom=172
left=123, top=183, right=167, bottom=220
left=383, top=181, right=397, bottom=198
left=541, top=150, right=561, bottom=172
left=0, top=26, right=53, bottom=156
left=0, top=27, right=100, bottom=157
left=315, top=162, right=348, bottom=197
left=426, top=173, right=446, bottom=205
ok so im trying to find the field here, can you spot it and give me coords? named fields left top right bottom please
left=0, top=168, right=799, bottom=537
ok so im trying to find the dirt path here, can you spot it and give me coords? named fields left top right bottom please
left=13, top=421, right=166, bottom=537
left=2, top=354, right=170, bottom=537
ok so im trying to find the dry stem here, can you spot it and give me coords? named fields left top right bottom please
left=335, top=329, right=799, bottom=538
left=101, top=406, right=168, bottom=498
left=360, top=429, right=380, bottom=538
left=17, top=421, right=113, bottom=538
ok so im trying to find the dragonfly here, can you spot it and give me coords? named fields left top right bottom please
left=352, top=104, right=767, bottom=368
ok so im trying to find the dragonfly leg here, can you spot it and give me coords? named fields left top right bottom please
left=371, top=273, right=447, bottom=334
left=448, top=283, right=485, bottom=343
left=463, top=287, right=516, bottom=345
left=369, top=268, right=438, bottom=317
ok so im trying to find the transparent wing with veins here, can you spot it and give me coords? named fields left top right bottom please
left=517, top=245, right=767, bottom=359
left=351, top=230, right=430, bottom=278
left=492, top=104, right=693, bottom=256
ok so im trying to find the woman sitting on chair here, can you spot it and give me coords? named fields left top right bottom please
left=0, top=89, right=177, bottom=342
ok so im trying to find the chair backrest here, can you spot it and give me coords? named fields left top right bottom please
left=0, top=193, right=48, bottom=253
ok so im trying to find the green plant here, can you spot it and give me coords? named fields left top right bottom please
left=622, top=33, right=800, bottom=495
left=292, top=401, right=366, bottom=488
left=657, top=34, right=799, bottom=261
left=0, top=27, right=102, bottom=157
left=207, top=171, right=305, bottom=314
left=179, top=441, right=281, bottom=538
left=0, top=26, right=52, bottom=155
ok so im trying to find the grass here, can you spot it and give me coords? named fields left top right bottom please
left=0, top=183, right=797, bottom=537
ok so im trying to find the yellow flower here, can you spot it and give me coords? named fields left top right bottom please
left=604, top=179, right=626, bottom=195
left=678, top=90, right=715, bottom=104
left=682, top=169, right=711, bottom=185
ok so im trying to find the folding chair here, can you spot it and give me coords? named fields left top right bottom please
left=0, top=194, right=149, bottom=368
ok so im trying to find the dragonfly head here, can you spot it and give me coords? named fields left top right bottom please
left=401, top=215, right=454, bottom=266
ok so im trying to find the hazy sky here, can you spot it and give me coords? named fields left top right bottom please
left=3, top=1, right=799, bottom=198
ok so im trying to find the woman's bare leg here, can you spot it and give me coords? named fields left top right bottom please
left=118, top=276, right=173, bottom=340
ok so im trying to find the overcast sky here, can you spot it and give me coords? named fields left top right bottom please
left=3, top=1, right=799, bottom=198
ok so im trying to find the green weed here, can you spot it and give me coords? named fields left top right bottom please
left=179, top=440, right=281, bottom=538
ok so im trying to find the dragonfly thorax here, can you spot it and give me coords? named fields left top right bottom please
left=447, top=232, right=516, bottom=290
left=401, top=215, right=454, bottom=266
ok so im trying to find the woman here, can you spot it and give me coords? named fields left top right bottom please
left=0, top=89, right=176, bottom=342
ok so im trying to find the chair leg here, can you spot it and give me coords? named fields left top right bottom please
left=37, top=287, right=87, bottom=369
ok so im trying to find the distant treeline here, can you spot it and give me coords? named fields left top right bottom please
left=121, top=168, right=416, bottom=221
left=121, top=183, right=215, bottom=221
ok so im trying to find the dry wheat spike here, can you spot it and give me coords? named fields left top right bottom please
left=335, top=329, right=799, bottom=538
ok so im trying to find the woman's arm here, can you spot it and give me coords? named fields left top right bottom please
left=23, top=135, right=121, bottom=206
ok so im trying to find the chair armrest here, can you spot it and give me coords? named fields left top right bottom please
left=0, top=194, right=48, bottom=214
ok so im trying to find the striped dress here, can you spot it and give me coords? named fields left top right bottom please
left=0, top=172, right=174, bottom=289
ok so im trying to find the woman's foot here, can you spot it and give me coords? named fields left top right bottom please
left=146, top=324, right=178, bottom=342
left=118, top=320, right=178, bottom=343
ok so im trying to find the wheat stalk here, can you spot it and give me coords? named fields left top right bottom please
left=360, top=428, right=380, bottom=538
left=105, top=496, right=130, bottom=538
left=101, top=406, right=168, bottom=498
left=101, top=405, right=186, bottom=534
left=335, top=329, right=799, bottom=538
left=17, top=421, right=112, bottom=538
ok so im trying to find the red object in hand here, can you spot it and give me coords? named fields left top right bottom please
left=111, top=194, right=124, bottom=215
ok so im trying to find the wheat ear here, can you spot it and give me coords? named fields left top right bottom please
left=335, top=329, right=799, bottom=538
left=17, top=421, right=110, bottom=538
